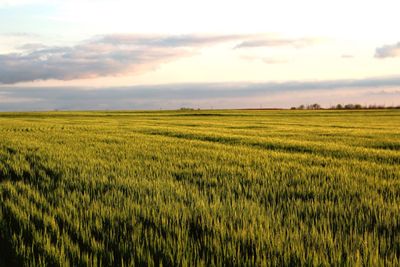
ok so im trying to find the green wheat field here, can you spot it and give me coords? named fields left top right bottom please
left=0, top=109, right=399, bottom=266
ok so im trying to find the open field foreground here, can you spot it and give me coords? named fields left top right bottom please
left=0, top=110, right=399, bottom=266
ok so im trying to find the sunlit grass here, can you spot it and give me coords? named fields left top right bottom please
left=0, top=109, right=399, bottom=266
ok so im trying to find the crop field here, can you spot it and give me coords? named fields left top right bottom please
left=0, top=109, right=399, bottom=266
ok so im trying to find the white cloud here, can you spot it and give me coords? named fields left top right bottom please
left=0, top=0, right=47, bottom=7
left=235, top=38, right=319, bottom=49
left=240, top=55, right=288, bottom=64
left=341, top=54, right=354, bottom=59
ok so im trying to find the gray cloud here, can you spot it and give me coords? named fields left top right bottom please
left=1, top=76, right=400, bottom=111
left=375, top=42, right=400, bottom=58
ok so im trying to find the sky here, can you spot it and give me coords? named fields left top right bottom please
left=0, top=0, right=400, bottom=110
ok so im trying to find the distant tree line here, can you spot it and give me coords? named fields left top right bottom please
left=291, top=103, right=400, bottom=110
left=179, top=107, right=204, bottom=111
left=290, top=104, right=322, bottom=110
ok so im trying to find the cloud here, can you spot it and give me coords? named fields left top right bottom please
left=0, top=0, right=125, bottom=7
left=368, top=89, right=400, bottom=96
left=0, top=92, right=41, bottom=104
left=1, top=76, right=400, bottom=110
left=234, top=37, right=318, bottom=49
left=1, top=34, right=253, bottom=84
left=98, top=34, right=250, bottom=47
left=17, top=43, right=48, bottom=50
left=375, top=42, right=400, bottom=58
left=0, top=0, right=40, bottom=7
left=341, top=54, right=354, bottom=59
left=1, top=32, right=40, bottom=38
left=240, top=55, right=288, bottom=64
left=0, top=44, right=190, bottom=84
left=0, top=33, right=321, bottom=84
left=0, top=0, right=66, bottom=9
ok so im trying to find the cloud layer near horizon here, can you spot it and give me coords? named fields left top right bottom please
left=1, top=76, right=400, bottom=111
left=0, top=33, right=318, bottom=84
